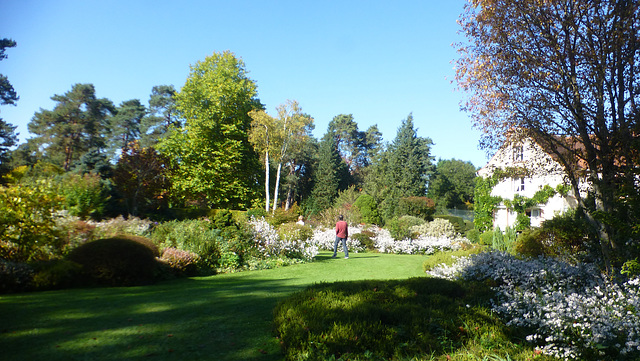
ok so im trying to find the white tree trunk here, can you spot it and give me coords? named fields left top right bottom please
left=272, top=161, right=282, bottom=213
left=265, top=151, right=270, bottom=212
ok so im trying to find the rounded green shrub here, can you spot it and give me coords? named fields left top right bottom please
left=386, top=215, right=426, bottom=240
left=350, top=231, right=376, bottom=251
left=513, top=229, right=549, bottom=258
left=32, top=259, right=84, bottom=290
left=478, top=230, right=495, bottom=246
left=465, top=228, right=481, bottom=243
left=270, top=205, right=302, bottom=226
left=115, top=234, right=160, bottom=257
left=278, top=222, right=313, bottom=243
left=67, top=237, right=159, bottom=286
left=354, top=194, right=381, bottom=225
left=434, top=215, right=467, bottom=234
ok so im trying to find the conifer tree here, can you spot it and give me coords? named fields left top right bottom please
left=309, top=133, right=349, bottom=213
left=377, top=114, right=435, bottom=218
left=109, top=99, right=146, bottom=157
left=28, top=84, right=115, bottom=170
left=0, top=38, right=18, bottom=181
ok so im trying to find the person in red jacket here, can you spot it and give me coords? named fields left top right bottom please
left=333, top=214, right=349, bottom=259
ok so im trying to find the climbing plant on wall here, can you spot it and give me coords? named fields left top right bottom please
left=473, top=175, right=502, bottom=232
left=503, top=184, right=570, bottom=231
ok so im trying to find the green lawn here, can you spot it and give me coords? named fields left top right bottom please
left=0, top=251, right=430, bottom=361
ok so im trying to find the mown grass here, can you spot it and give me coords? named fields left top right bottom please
left=0, top=252, right=427, bottom=361
left=274, top=278, right=549, bottom=361
left=0, top=251, right=552, bottom=361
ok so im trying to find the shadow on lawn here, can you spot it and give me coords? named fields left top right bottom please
left=0, top=252, right=429, bottom=361
left=0, top=275, right=303, bottom=361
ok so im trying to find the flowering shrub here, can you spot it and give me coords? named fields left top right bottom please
left=428, top=251, right=640, bottom=360
left=54, top=214, right=99, bottom=253
left=374, top=227, right=467, bottom=255
left=385, top=215, right=425, bottom=240
left=310, top=225, right=366, bottom=253
left=311, top=225, right=466, bottom=255
left=148, top=219, right=221, bottom=272
left=0, top=180, right=65, bottom=261
left=90, top=215, right=152, bottom=238
left=411, top=218, right=457, bottom=238
left=159, top=247, right=200, bottom=276
left=248, top=216, right=318, bottom=261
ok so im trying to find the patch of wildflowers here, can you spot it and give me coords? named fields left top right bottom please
left=311, top=225, right=467, bottom=255
left=428, top=251, right=640, bottom=360
left=373, top=227, right=467, bottom=255
left=249, top=216, right=318, bottom=261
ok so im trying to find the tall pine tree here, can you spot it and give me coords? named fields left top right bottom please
left=0, top=38, right=18, bottom=181
left=28, top=84, right=115, bottom=171
left=109, top=99, right=146, bottom=158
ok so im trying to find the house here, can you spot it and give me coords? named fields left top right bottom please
left=477, top=136, right=587, bottom=230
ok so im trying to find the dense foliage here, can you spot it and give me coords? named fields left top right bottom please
left=0, top=180, right=64, bottom=262
left=67, top=236, right=159, bottom=286
left=456, top=0, right=640, bottom=271
left=159, top=51, right=262, bottom=209
left=427, top=158, right=477, bottom=212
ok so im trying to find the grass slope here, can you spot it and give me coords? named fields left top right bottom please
left=0, top=252, right=430, bottom=361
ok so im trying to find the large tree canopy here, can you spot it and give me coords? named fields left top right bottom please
left=28, top=83, right=115, bottom=171
left=159, top=51, right=263, bottom=209
left=365, top=114, right=434, bottom=219
left=456, top=0, right=640, bottom=268
left=109, top=99, right=146, bottom=157
left=0, top=38, right=18, bottom=106
left=308, top=132, right=349, bottom=213
left=386, top=114, right=434, bottom=198
left=0, top=38, right=18, bottom=181
left=327, top=114, right=382, bottom=184
left=427, top=158, right=477, bottom=212
left=140, top=85, right=180, bottom=148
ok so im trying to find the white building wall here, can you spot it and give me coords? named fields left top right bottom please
left=477, top=137, right=580, bottom=230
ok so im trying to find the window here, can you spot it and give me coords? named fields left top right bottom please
left=513, top=145, right=524, bottom=162
left=515, top=177, right=525, bottom=192
left=531, top=209, right=540, bottom=218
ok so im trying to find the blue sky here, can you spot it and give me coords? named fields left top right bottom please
left=0, top=0, right=489, bottom=168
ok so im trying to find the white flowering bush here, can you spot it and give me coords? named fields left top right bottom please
left=411, top=218, right=458, bottom=238
left=90, top=215, right=153, bottom=237
left=311, top=225, right=366, bottom=253
left=249, top=216, right=318, bottom=261
left=374, top=227, right=467, bottom=255
left=428, top=251, right=640, bottom=360
left=311, top=225, right=467, bottom=255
